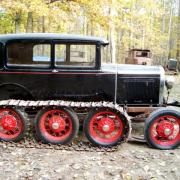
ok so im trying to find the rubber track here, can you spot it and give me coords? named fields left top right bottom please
left=0, top=100, right=131, bottom=152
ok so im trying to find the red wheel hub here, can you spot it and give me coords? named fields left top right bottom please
left=48, top=115, right=66, bottom=133
left=39, top=109, right=73, bottom=141
left=150, top=115, right=180, bottom=146
left=97, top=117, right=115, bottom=134
left=156, top=120, right=174, bottom=138
left=89, top=111, right=124, bottom=144
left=1, top=115, right=17, bottom=131
left=0, top=109, right=23, bottom=139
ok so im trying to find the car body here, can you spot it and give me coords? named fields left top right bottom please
left=0, top=33, right=164, bottom=106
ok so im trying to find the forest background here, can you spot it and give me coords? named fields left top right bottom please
left=0, top=0, right=180, bottom=65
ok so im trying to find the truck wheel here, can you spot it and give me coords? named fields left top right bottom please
left=0, top=108, right=26, bottom=142
left=34, top=107, right=79, bottom=144
left=145, top=108, right=180, bottom=150
left=84, top=108, right=126, bottom=147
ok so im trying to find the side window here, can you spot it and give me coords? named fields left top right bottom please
left=7, top=42, right=51, bottom=67
left=33, top=44, right=51, bottom=62
left=55, top=44, right=66, bottom=62
left=55, top=44, right=96, bottom=67
left=0, top=43, right=3, bottom=68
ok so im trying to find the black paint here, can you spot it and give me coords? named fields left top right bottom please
left=0, top=34, right=161, bottom=106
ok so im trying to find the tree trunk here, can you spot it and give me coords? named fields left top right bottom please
left=83, top=15, right=87, bottom=35
left=166, top=0, right=173, bottom=63
left=42, top=16, right=45, bottom=33
left=162, top=0, right=166, bottom=33
left=109, top=2, right=116, bottom=64
left=141, top=28, right=145, bottom=49
left=38, top=16, right=46, bottom=33
left=176, top=0, right=180, bottom=68
left=26, top=12, right=33, bottom=33
left=15, top=13, right=21, bottom=33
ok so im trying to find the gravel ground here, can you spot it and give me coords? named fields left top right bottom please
left=0, top=143, right=179, bottom=180
left=0, top=75, right=179, bottom=180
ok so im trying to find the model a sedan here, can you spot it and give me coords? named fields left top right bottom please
left=0, top=33, right=179, bottom=150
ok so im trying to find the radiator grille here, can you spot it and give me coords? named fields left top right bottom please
left=118, top=77, right=160, bottom=104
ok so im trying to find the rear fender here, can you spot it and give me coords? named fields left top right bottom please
left=0, top=83, right=34, bottom=100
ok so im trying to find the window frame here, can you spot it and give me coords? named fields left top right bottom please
left=0, top=43, right=3, bottom=69
left=53, top=41, right=100, bottom=70
left=4, top=40, right=101, bottom=71
left=5, top=40, right=53, bottom=70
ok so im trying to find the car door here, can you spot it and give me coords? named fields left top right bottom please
left=0, top=40, right=53, bottom=100
left=0, top=40, right=115, bottom=102
left=52, top=42, right=116, bottom=102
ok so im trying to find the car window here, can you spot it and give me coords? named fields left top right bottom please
left=7, top=42, right=51, bottom=67
left=33, top=44, right=51, bottom=62
left=0, top=43, right=3, bottom=68
left=55, top=44, right=96, bottom=67
left=55, top=44, right=66, bottom=62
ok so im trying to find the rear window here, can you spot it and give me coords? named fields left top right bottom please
left=7, top=42, right=51, bottom=67
left=55, top=44, right=96, bottom=67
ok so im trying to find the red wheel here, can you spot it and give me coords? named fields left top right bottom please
left=145, top=108, right=180, bottom=149
left=84, top=109, right=127, bottom=147
left=35, top=107, right=79, bottom=144
left=0, top=108, right=26, bottom=142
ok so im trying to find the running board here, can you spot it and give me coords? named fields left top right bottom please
left=129, top=136, right=146, bottom=143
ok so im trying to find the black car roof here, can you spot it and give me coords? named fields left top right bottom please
left=0, top=33, right=109, bottom=45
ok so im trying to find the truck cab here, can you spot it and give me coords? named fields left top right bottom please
left=125, top=49, right=152, bottom=65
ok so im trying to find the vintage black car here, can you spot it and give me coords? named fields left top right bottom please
left=0, top=33, right=179, bottom=150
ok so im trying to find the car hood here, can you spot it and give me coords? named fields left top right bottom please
left=101, top=63, right=164, bottom=75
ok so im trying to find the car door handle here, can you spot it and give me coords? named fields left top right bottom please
left=52, top=69, right=58, bottom=73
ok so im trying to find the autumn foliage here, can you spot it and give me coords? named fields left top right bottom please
left=0, top=0, right=179, bottom=64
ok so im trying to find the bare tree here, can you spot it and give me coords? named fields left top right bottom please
left=176, top=0, right=180, bottom=66
left=167, top=0, right=173, bottom=62
left=26, top=12, right=33, bottom=33
left=109, top=1, right=116, bottom=64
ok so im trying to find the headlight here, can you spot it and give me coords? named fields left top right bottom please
left=165, top=76, right=175, bottom=89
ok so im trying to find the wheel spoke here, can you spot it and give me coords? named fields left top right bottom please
left=88, top=110, right=124, bottom=145
left=149, top=113, right=180, bottom=148
left=0, top=108, right=24, bottom=141
left=38, top=108, right=74, bottom=142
